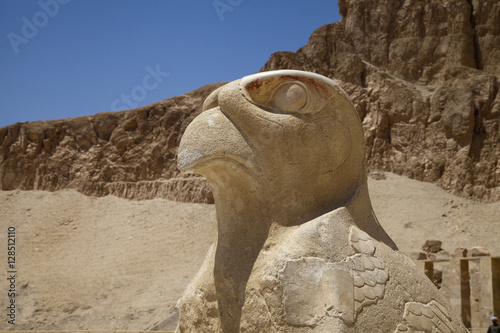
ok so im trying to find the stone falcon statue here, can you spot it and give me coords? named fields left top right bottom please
left=176, top=70, right=469, bottom=333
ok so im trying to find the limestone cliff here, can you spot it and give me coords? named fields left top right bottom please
left=1, top=0, right=499, bottom=201
left=261, top=0, right=500, bottom=201
left=0, top=83, right=223, bottom=203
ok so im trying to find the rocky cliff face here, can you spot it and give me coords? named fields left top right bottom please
left=0, top=83, right=224, bottom=203
left=262, top=0, right=500, bottom=201
left=1, top=0, right=499, bottom=202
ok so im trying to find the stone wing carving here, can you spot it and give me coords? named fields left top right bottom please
left=393, top=300, right=458, bottom=333
left=279, top=226, right=389, bottom=327
left=349, top=227, right=388, bottom=313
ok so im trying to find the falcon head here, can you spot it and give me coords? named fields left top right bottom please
left=178, top=70, right=371, bottom=227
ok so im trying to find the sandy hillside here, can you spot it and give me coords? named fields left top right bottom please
left=369, top=172, right=499, bottom=256
left=0, top=172, right=499, bottom=331
left=0, top=190, right=216, bottom=331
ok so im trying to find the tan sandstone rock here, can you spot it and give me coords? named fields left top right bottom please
left=1, top=0, right=499, bottom=204
left=422, top=240, right=443, bottom=254
left=0, top=83, right=224, bottom=203
left=469, top=245, right=490, bottom=257
left=455, top=247, right=469, bottom=258
left=175, top=70, right=468, bottom=332
left=261, top=0, right=500, bottom=202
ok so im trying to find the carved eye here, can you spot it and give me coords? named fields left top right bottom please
left=272, top=83, right=307, bottom=113
left=241, top=71, right=340, bottom=115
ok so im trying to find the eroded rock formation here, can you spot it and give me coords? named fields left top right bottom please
left=0, top=83, right=223, bottom=203
left=1, top=0, right=499, bottom=202
left=261, top=0, right=500, bottom=201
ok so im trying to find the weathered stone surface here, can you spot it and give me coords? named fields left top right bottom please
left=410, top=252, right=428, bottom=260
left=280, top=258, right=354, bottom=326
left=1, top=0, right=499, bottom=203
left=423, top=240, right=443, bottom=253
left=469, top=245, right=490, bottom=257
left=175, top=70, right=467, bottom=332
left=0, top=83, right=224, bottom=203
left=428, top=250, right=450, bottom=261
left=261, top=0, right=500, bottom=202
left=454, top=247, right=469, bottom=257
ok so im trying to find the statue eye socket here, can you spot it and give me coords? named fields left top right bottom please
left=272, top=83, right=307, bottom=113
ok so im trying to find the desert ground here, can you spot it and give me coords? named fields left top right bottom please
left=0, top=172, right=498, bottom=331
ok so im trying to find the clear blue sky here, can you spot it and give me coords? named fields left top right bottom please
left=0, top=0, right=341, bottom=128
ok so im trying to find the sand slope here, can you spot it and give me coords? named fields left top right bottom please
left=0, top=172, right=498, bottom=330
left=0, top=190, right=216, bottom=331
left=370, top=172, right=500, bottom=256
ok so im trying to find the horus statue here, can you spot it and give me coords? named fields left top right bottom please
left=176, top=70, right=468, bottom=333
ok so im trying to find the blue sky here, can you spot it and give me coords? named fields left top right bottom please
left=0, top=0, right=341, bottom=127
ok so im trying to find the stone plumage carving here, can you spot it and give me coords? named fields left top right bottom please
left=176, top=70, right=468, bottom=332
left=279, top=225, right=388, bottom=327
left=349, top=227, right=388, bottom=314
left=394, top=301, right=457, bottom=333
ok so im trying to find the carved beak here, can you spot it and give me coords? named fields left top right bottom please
left=177, top=85, right=253, bottom=174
